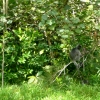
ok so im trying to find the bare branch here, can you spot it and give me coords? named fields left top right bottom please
left=52, top=61, right=72, bottom=83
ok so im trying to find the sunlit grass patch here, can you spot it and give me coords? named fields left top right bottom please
left=0, top=83, right=100, bottom=100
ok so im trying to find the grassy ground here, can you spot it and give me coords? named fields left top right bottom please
left=0, top=82, right=100, bottom=100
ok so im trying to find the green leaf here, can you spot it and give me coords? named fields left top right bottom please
left=59, top=29, right=64, bottom=33
left=48, top=25, right=56, bottom=30
left=68, top=31, right=74, bottom=35
left=39, top=49, right=44, bottom=55
left=18, top=57, right=26, bottom=64
left=46, top=20, right=55, bottom=25
left=71, top=17, right=80, bottom=24
left=95, top=25, right=100, bottom=31
left=23, top=51, right=31, bottom=58
left=64, top=5, right=71, bottom=10
left=80, top=0, right=89, bottom=2
left=0, top=16, right=7, bottom=23
left=38, top=22, right=46, bottom=29
left=78, top=24, right=85, bottom=29
left=41, top=14, right=48, bottom=21
left=36, top=71, right=43, bottom=77
left=28, top=76, right=37, bottom=84
left=88, top=5, right=93, bottom=10
left=75, top=29, right=82, bottom=33
left=18, top=27, right=22, bottom=34
left=61, top=35, right=68, bottom=39
left=60, top=44, right=65, bottom=48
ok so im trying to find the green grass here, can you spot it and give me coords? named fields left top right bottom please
left=0, top=83, right=100, bottom=100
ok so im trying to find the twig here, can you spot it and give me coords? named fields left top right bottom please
left=73, top=56, right=87, bottom=77
left=2, top=36, right=5, bottom=88
left=2, top=0, right=8, bottom=88
left=52, top=61, right=72, bottom=83
left=52, top=56, right=88, bottom=83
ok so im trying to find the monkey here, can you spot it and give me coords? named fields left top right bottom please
left=52, top=45, right=82, bottom=81
left=69, top=45, right=82, bottom=70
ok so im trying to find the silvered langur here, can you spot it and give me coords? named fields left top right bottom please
left=69, top=45, right=81, bottom=69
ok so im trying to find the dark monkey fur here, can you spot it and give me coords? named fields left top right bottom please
left=69, top=45, right=81, bottom=69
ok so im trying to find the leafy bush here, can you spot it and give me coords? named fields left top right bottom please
left=0, top=0, right=100, bottom=84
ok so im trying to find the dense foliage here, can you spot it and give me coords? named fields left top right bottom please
left=0, top=0, right=100, bottom=84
